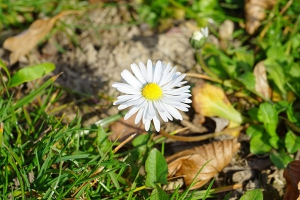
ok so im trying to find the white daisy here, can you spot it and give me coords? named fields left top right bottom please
left=192, top=27, right=209, bottom=41
left=112, top=60, right=191, bottom=132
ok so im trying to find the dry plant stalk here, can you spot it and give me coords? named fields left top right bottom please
left=166, top=139, right=240, bottom=190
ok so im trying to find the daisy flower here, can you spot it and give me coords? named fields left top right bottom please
left=190, top=27, right=209, bottom=49
left=112, top=60, right=191, bottom=132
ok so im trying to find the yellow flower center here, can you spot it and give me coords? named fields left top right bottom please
left=142, top=83, right=163, bottom=100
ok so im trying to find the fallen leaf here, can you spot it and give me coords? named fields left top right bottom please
left=245, top=0, right=276, bottom=34
left=219, top=19, right=234, bottom=50
left=283, top=160, right=300, bottom=200
left=166, top=139, right=240, bottom=189
left=253, top=61, right=270, bottom=100
left=192, top=83, right=243, bottom=124
left=110, top=113, right=145, bottom=142
left=210, top=117, right=229, bottom=132
left=3, top=11, right=80, bottom=65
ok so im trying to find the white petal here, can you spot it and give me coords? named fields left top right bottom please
left=163, top=74, right=185, bottom=89
left=131, top=63, right=147, bottom=84
left=124, top=106, right=140, bottom=120
left=139, top=61, right=148, bottom=82
left=164, top=104, right=183, bottom=120
left=135, top=108, right=144, bottom=124
left=159, top=66, right=177, bottom=86
left=112, top=83, right=140, bottom=94
left=153, top=116, right=160, bottom=132
left=118, top=98, right=144, bottom=109
left=147, top=59, right=153, bottom=82
left=121, top=70, right=143, bottom=89
left=159, top=102, right=173, bottom=121
left=153, top=61, right=163, bottom=83
left=158, top=63, right=171, bottom=85
left=165, top=86, right=190, bottom=94
left=145, top=120, right=151, bottom=131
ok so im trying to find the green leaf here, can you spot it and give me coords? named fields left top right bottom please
left=0, top=59, right=11, bottom=83
left=285, top=131, right=300, bottom=154
left=150, top=185, right=169, bottom=200
left=264, top=58, right=287, bottom=98
left=234, top=50, right=254, bottom=73
left=240, top=189, right=263, bottom=200
left=270, top=152, right=293, bottom=169
left=9, top=62, right=55, bottom=87
left=248, top=107, right=259, bottom=121
left=145, top=148, right=168, bottom=187
left=237, top=72, right=256, bottom=91
left=249, top=132, right=272, bottom=154
left=257, top=102, right=279, bottom=149
left=246, top=124, right=264, bottom=138
left=132, top=134, right=151, bottom=147
left=257, top=102, right=278, bottom=123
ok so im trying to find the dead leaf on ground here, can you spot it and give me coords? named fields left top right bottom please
left=3, top=11, right=80, bottom=65
left=110, top=113, right=145, bottom=142
left=253, top=61, right=270, bottom=100
left=192, top=83, right=243, bottom=136
left=245, top=0, right=276, bottom=34
left=166, top=139, right=240, bottom=190
left=283, top=160, right=300, bottom=200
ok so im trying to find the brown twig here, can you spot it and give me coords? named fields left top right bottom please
left=159, top=126, right=244, bottom=142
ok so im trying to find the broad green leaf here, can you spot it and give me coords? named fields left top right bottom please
left=285, top=131, right=300, bottom=154
left=257, top=102, right=278, bottom=124
left=248, top=107, right=259, bottom=121
left=270, top=152, right=293, bottom=169
left=246, top=124, right=264, bottom=138
left=145, top=148, right=168, bottom=187
left=237, top=72, right=256, bottom=91
left=240, top=189, right=263, bottom=200
left=289, top=63, right=300, bottom=78
left=258, top=102, right=279, bottom=149
left=9, top=62, right=55, bottom=87
left=132, top=134, right=151, bottom=147
left=264, top=58, right=287, bottom=98
left=234, top=50, right=254, bottom=73
left=266, top=43, right=285, bottom=61
left=150, top=185, right=169, bottom=200
left=250, top=133, right=272, bottom=154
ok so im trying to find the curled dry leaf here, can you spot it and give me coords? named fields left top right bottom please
left=283, top=160, right=300, bottom=200
left=3, top=11, right=80, bottom=65
left=166, top=139, right=240, bottom=190
left=245, top=0, right=276, bottom=34
left=253, top=61, right=270, bottom=100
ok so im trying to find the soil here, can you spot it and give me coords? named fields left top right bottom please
left=0, top=4, right=289, bottom=200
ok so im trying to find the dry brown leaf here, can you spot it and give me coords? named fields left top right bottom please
left=283, top=160, right=300, bottom=200
left=166, top=139, right=240, bottom=190
left=3, top=11, right=80, bottom=65
left=109, top=113, right=145, bottom=142
left=253, top=61, right=270, bottom=100
left=245, top=0, right=276, bottom=34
